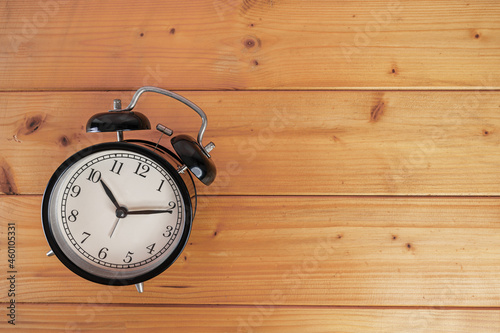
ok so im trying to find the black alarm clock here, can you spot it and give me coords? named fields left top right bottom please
left=41, top=86, right=216, bottom=293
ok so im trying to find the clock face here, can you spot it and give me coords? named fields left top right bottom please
left=42, top=143, right=192, bottom=285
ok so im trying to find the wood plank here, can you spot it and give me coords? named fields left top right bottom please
left=1, top=91, right=500, bottom=196
left=1, top=303, right=500, bottom=332
left=0, top=1, right=499, bottom=90
left=2, top=195, right=500, bottom=306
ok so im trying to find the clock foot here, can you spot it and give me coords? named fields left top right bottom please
left=46, top=250, right=55, bottom=257
left=135, top=282, right=144, bottom=293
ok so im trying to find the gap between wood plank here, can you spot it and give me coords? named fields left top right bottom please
left=4, top=194, right=500, bottom=199
left=2, top=302, right=500, bottom=311
left=0, top=88, right=499, bottom=93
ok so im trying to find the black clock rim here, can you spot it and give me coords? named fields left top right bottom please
left=41, top=142, right=193, bottom=286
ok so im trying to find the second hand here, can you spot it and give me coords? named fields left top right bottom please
left=109, top=218, right=121, bottom=238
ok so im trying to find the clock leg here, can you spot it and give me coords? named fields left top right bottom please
left=46, top=250, right=55, bottom=257
left=135, top=282, right=144, bottom=293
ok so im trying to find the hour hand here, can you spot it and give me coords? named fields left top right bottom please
left=127, top=209, right=173, bottom=215
left=100, top=180, right=120, bottom=209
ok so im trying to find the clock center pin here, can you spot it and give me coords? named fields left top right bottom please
left=115, top=207, right=128, bottom=219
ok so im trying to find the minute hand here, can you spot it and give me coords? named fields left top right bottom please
left=127, top=209, right=173, bottom=215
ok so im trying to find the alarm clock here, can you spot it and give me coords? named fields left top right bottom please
left=41, top=86, right=216, bottom=293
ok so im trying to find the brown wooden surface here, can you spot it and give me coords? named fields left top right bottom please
left=1, top=0, right=500, bottom=331
left=0, top=1, right=499, bottom=90
left=3, top=195, right=500, bottom=306
left=2, top=91, right=500, bottom=196
left=1, top=304, right=500, bottom=332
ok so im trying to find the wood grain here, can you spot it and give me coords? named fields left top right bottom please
left=0, top=1, right=499, bottom=91
left=1, top=91, right=500, bottom=196
left=1, top=303, right=499, bottom=332
left=3, top=195, right=500, bottom=306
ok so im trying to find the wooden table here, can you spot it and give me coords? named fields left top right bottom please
left=1, top=1, right=500, bottom=331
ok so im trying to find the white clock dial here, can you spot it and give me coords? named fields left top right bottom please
left=46, top=148, right=187, bottom=281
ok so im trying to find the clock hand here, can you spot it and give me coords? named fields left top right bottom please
left=100, top=179, right=120, bottom=210
left=109, top=218, right=121, bottom=238
left=127, top=209, right=173, bottom=215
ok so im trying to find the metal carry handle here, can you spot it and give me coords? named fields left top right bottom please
left=112, top=86, right=212, bottom=157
